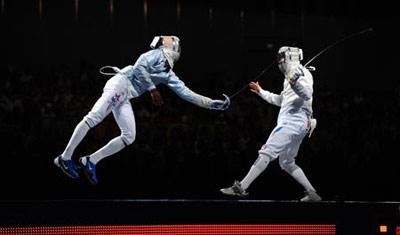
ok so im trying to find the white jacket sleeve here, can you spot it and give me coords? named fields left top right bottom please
left=258, top=89, right=283, bottom=107
left=166, top=71, right=213, bottom=109
left=288, top=66, right=313, bottom=101
left=290, top=77, right=312, bottom=101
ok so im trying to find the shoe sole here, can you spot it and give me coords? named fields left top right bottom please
left=220, top=189, right=248, bottom=197
left=54, top=157, right=78, bottom=179
left=301, top=199, right=322, bottom=202
left=220, top=189, right=235, bottom=196
left=300, top=196, right=322, bottom=202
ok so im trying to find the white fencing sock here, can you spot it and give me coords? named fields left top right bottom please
left=240, top=154, right=271, bottom=190
left=290, top=168, right=316, bottom=192
left=61, top=120, right=90, bottom=160
left=89, top=136, right=126, bottom=164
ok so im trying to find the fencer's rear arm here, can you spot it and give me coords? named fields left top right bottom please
left=289, top=75, right=312, bottom=101
left=258, top=89, right=283, bottom=107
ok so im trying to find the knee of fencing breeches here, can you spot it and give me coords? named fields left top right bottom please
left=121, top=130, right=136, bottom=146
left=253, top=153, right=272, bottom=172
left=258, top=146, right=278, bottom=160
left=84, top=112, right=104, bottom=128
left=279, top=158, right=299, bottom=174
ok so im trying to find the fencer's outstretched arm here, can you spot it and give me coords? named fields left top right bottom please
left=166, top=71, right=229, bottom=110
left=287, top=67, right=312, bottom=101
left=249, top=81, right=282, bottom=107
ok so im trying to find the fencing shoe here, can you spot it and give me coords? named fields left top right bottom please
left=54, top=155, right=79, bottom=179
left=300, top=190, right=322, bottom=202
left=220, top=181, right=248, bottom=197
left=79, top=156, right=98, bottom=185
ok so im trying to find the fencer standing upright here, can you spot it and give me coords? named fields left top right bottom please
left=220, top=46, right=321, bottom=202
left=54, top=36, right=230, bottom=184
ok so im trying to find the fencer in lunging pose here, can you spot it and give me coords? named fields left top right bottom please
left=220, top=46, right=321, bottom=202
left=54, top=36, right=230, bottom=184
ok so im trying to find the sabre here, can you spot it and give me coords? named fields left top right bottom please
left=228, top=60, right=276, bottom=100
left=228, top=28, right=374, bottom=100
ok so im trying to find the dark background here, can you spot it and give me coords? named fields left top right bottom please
left=0, top=0, right=399, bottom=201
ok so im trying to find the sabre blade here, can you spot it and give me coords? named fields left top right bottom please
left=304, top=28, right=373, bottom=66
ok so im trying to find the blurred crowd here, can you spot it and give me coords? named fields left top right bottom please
left=1, top=62, right=399, bottom=200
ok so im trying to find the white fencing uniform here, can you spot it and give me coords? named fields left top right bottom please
left=84, top=73, right=135, bottom=145
left=221, top=47, right=321, bottom=201
left=258, top=65, right=313, bottom=165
